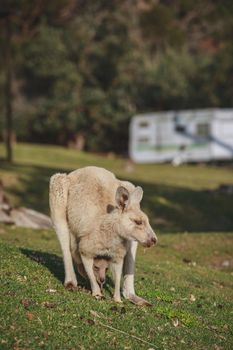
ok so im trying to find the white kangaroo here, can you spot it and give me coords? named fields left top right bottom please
left=49, top=166, right=157, bottom=303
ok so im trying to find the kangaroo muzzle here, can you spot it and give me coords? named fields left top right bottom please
left=144, top=230, right=158, bottom=247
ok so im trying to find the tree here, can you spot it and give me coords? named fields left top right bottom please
left=1, top=0, right=232, bottom=155
left=0, top=0, right=81, bottom=161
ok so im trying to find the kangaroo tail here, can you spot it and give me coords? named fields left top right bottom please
left=49, top=173, right=69, bottom=225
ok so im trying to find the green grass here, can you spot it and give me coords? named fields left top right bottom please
left=0, top=142, right=233, bottom=349
left=0, top=226, right=232, bottom=349
left=0, top=142, right=233, bottom=232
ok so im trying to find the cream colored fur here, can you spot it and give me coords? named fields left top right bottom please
left=49, top=166, right=157, bottom=302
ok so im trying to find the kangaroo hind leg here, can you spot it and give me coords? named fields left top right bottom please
left=49, top=173, right=77, bottom=289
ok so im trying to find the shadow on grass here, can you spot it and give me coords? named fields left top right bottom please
left=139, top=180, right=233, bottom=233
left=1, top=162, right=233, bottom=233
left=21, top=248, right=64, bottom=283
left=20, top=247, right=114, bottom=294
left=21, top=247, right=89, bottom=289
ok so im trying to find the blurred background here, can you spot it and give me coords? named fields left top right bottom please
left=0, top=0, right=233, bottom=159
left=0, top=4, right=233, bottom=347
left=0, top=0, right=233, bottom=233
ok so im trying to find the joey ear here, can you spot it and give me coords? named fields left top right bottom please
left=130, top=186, right=143, bottom=204
left=115, top=186, right=129, bottom=211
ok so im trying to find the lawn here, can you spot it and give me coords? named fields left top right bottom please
left=0, top=143, right=233, bottom=349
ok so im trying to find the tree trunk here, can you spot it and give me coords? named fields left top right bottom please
left=5, top=16, right=13, bottom=162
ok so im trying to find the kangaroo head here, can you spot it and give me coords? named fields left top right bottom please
left=93, top=258, right=110, bottom=290
left=114, top=186, right=157, bottom=247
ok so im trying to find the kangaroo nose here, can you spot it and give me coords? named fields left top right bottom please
left=145, top=236, right=157, bottom=247
left=151, top=236, right=157, bottom=245
left=100, top=277, right=105, bottom=284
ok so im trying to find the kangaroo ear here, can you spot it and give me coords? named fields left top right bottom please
left=130, top=186, right=143, bottom=204
left=115, top=186, right=130, bottom=211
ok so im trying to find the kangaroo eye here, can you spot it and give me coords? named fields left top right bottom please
left=94, top=266, right=99, bottom=271
left=134, top=219, right=142, bottom=225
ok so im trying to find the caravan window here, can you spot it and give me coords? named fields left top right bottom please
left=138, top=121, right=149, bottom=128
left=196, top=123, right=210, bottom=137
left=174, top=114, right=186, bottom=133
left=175, top=125, right=186, bottom=133
left=138, top=137, right=150, bottom=144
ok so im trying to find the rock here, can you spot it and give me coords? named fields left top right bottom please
left=0, top=209, right=14, bottom=224
left=0, top=182, right=52, bottom=229
left=10, top=207, right=52, bottom=229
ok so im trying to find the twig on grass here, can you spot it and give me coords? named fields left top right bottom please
left=97, top=320, right=157, bottom=348
left=37, top=316, right=43, bottom=325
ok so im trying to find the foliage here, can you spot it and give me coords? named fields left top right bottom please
left=0, top=0, right=233, bottom=152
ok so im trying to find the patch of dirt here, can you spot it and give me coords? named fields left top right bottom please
left=210, top=256, right=233, bottom=271
left=173, top=242, right=191, bottom=252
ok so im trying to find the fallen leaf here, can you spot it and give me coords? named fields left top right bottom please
left=172, top=318, right=179, bottom=327
left=218, top=335, right=227, bottom=340
left=26, top=311, right=35, bottom=321
left=42, top=301, right=57, bottom=309
left=16, top=275, right=27, bottom=283
left=87, top=319, right=95, bottom=325
left=21, top=299, right=35, bottom=309
left=213, top=345, right=223, bottom=350
left=190, top=294, right=196, bottom=302
left=43, top=331, right=49, bottom=339
left=90, top=310, right=101, bottom=318
left=46, top=288, right=57, bottom=293
left=222, top=260, right=230, bottom=267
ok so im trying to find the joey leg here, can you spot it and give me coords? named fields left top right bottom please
left=112, top=260, right=124, bottom=303
left=81, top=255, right=102, bottom=298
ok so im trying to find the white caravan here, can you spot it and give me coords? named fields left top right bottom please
left=129, top=109, right=233, bottom=164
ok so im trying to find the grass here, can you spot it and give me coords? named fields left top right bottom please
left=0, top=143, right=233, bottom=232
left=0, top=142, right=233, bottom=349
